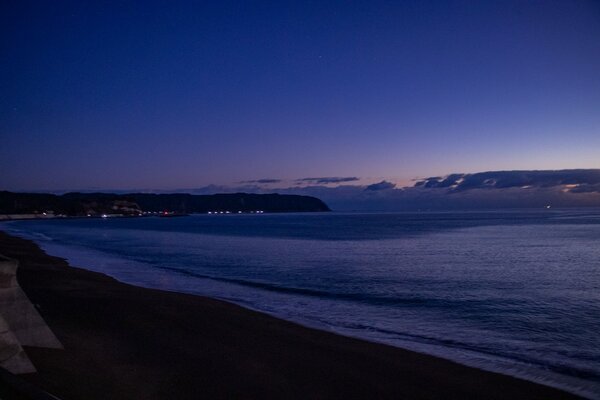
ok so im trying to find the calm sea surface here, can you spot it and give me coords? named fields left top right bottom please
left=4, top=210, right=600, bottom=398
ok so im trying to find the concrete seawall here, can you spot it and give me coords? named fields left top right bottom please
left=0, top=254, right=62, bottom=374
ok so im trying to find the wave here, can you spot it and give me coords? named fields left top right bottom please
left=341, top=322, right=600, bottom=381
left=156, top=265, right=600, bottom=382
left=158, top=265, right=457, bottom=307
left=1, top=225, right=54, bottom=242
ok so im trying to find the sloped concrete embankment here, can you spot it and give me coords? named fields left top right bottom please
left=0, top=255, right=62, bottom=374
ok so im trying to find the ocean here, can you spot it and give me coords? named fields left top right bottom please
left=3, top=210, right=600, bottom=398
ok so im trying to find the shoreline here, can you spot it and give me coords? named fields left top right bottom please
left=0, top=230, right=583, bottom=399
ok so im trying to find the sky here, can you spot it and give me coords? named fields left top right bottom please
left=1, top=0, right=600, bottom=193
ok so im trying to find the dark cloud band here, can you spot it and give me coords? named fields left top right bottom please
left=414, top=170, right=600, bottom=193
left=296, top=177, right=360, bottom=184
left=240, top=179, right=282, bottom=184
left=365, top=181, right=396, bottom=191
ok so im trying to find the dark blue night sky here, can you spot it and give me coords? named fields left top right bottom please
left=2, top=1, right=599, bottom=191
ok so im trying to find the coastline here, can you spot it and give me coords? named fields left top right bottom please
left=0, top=230, right=582, bottom=400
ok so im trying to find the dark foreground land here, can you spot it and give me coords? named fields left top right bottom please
left=0, top=231, right=581, bottom=400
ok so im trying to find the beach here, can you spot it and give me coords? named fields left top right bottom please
left=0, top=230, right=582, bottom=400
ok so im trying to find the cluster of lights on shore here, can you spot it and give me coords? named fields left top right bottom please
left=207, top=210, right=264, bottom=214
left=96, top=210, right=266, bottom=218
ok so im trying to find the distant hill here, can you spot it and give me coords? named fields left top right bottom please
left=0, top=191, right=330, bottom=216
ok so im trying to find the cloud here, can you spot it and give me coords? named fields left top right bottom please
left=567, top=183, right=600, bottom=194
left=296, top=177, right=360, bottom=184
left=169, top=169, right=600, bottom=211
left=365, top=180, right=396, bottom=191
left=284, top=170, right=600, bottom=210
left=239, top=179, right=282, bottom=184
left=414, top=170, right=600, bottom=192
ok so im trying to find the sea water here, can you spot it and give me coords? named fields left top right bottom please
left=3, top=210, right=600, bottom=398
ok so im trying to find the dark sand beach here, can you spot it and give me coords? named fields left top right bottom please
left=0, top=231, right=582, bottom=400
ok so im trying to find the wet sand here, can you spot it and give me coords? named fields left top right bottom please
left=0, top=231, right=581, bottom=399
